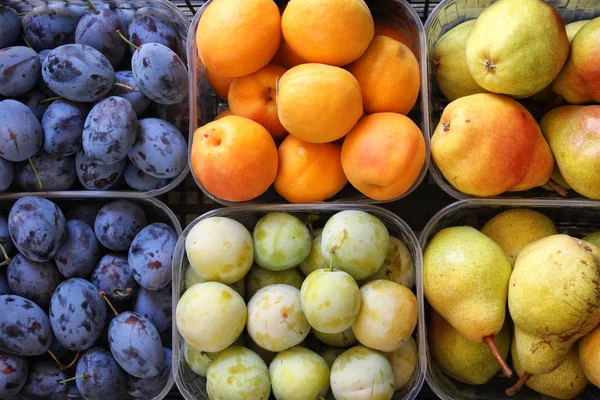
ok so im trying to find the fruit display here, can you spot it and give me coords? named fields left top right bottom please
left=0, top=0, right=190, bottom=195
left=421, top=200, right=600, bottom=400
left=173, top=206, right=424, bottom=400
left=428, top=0, right=600, bottom=200
left=188, top=0, right=428, bottom=204
left=0, top=194, right=180, bottom=400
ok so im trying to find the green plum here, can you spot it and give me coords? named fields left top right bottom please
left=319, top=346, right=347, bottom=368
left=385, top=337, right=418, bottom=390
left=330, top=346, right=395, bottom=400
left=185, top=217, right=253, bottom=284
left=246, top=333, right=277, bottom=365
left=206, top=346, right=271, bottom=400
left=320, top=211, right=390, bottom=280
left=183, top=341, right=218, bottom=377
left=246, top=264, right=304, bottom=299
left=176, top=282, right=246, bottom=352
left=583, top=231, right=600, bottom=248
left=247, top=284, right=310, bottom=352
left=299, top=233, right=328, bottom=276
left=300, top=269, right=361, bottom=333
left=185, top=266, right=246, bottom=299
left=253, top=213, right=311, bottom=271
left=359, top=236, right=415, bottom=289
left=270, top=347, right=330, bottom=400
left=313, top=327, right=357, bottom=348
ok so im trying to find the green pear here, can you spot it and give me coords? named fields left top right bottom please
left=507, top=234, right=600, bottom=395
left=566, top=20, right=591, bottom=42
left=428, top=309, right=511, bottom=385
left=466, top=0, right=569, bottom=98
left=582, top=232, right=600, bottom=248
left=540, top=105, right=600, bottom=199
left=579, top=324, right=600, bottom=387
left=481, top=209, right=558, bottom=267
left=541, top=163, right=571, bottom=192
left=432, top=20, right=487, bottom=102
left=424, top=226, right=513, bottom=377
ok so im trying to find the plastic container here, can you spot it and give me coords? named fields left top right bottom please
left=419, top=198, right=600, bottom=400
left=424, top=0, right=600, bottom=201
left=186, top=0, right=431, bottom=206
left=0, top=192, right=182, bottom=400
left=172, top=204, right=427, bottom=400
left=0, top=0, right=190, bottom=197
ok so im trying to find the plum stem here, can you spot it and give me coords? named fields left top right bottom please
left=27, top=158, right=43, bottom=189
left=305, top=214, right=319, bottom=234
left=47, top=350, right=66, bottom=370
left=116, top=30, right=140, bottom=51
left=39, top=96, right=62, bottom=105
left=546, top=178, right=569, bottom=198
left=63, top=352, right=81, bottom=369
left=85, top=0, right=99, bottom=14
left=21, top=35, right=34, bottom=50
left=483, top=335, right=513, bottom=378
left=113, top=287, right=133, bottom=297
left=113, top=82, right=140, bottom=92
left=99, top=291, right=120, bottom=316
left=386, top=270, right=394, bottom=281
left=58, top=373, right=88, bottom=385
left=506, top=372, right=532, bottom=396
left=0, top=244, right=10, bottom=265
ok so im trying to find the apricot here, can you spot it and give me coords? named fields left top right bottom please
left=274, top=135, right=348, bottom=203
left=190, top=115, right=278, bottom=202
left=228, top=64, right=287, bottom=140
left=271, top=36, right=307, bottom=69
left=213, top=109, right=232, bottom=121
left=281, top=0, right=374, bottom=66
left=374, top=18, right=417, bottom=56
left=347, top=35, right=420, bottom=115
left=278, top=63, right=363, bottom=143
left=341, top=113, right=426, bottom=201
left=206, top=68, right=234, bottom=101
left=196, top=0, right=281, bottom=77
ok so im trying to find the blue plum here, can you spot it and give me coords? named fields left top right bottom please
left=94, top=200, right=147, bottom=251
left=154, top=95, right=189, bottom=135
left=129, top=223, right=176, bottom=290
left=82, top=96, right=137, bottom=165
left=36, top=50, right=56, bottom=97
left=108, top=311, right=163, bottom=378
left=75, top=7, right=126, bottom=68
left=0, top=157, right=13, bottom=192
left=54, top=219, right=100, bottom=279
left=128, top=347, right=171, bottom=398
left=42, top=44, right=115, bottom=103
left=42, top=99, right=87, bottom=157
left=0, top=46, right=41, bottom=97
left=133, top=284, right=171, bottom=333
left=22, top=3, right=87, bottom=51
left=0, top=351, right=27, bottom=399
left=48, top=333, right=72, bottom=360
left=0, top=295, right=52, bottom=356
left=7, top=254, right=63, bottom=309
left=91, top=254, right=137, bottom=303
left=16, top=89, right=49, bottom=121
left=0, top=273, right=9, bottom=295
left=128, top=118, right=186, bottom=179
left=0, top=215, right=13, bottom=259
left=76, top=347, right=126, bottom=400
left=128, top=7, right=181, bottom=55
left=75, top=149, right=126, bottom=191
left=20, top=360, right=68, bottom=400
left=65, top=204, right=100, bottom=228
left=8, top=196, right=66, bottom=262
left=15, top=151, right=76, bottom=191
left=49, top=278, right=107, bottom=351
left=123, top=161, right=168, bottom=191
left=0, top=99, right=43, bottom=162
left=0, top=6, right=21, bottom=49
left=108, top=70, right=151, bottom=115
left=132, top=43, right=188, bottom=105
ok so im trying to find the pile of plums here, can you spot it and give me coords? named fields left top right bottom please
left=0, top=196, right=177, bottom=399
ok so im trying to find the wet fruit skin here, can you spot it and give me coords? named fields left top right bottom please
left=108, top=311, right=164, bottom=379
left=42, top=99, right=88, bottom=157
left=127, top=347, right=172, bottom=398
left=54, top=219, right=100, bottom=279
left=48, top=278, right=107, bottom=351
left=15, top=150, right=76, bottom=192
left=76, top=347, right=127, bottom=400
left=0, top=294, right=53, bottom=356
left=20, top=360, right=69, bottom=400
left=0, top=99, right=43, bottom=162
left=94, top=200, right=147, bottom=251
left=91, top=253, right=137, bottom=303
left=0, top=350, right=27, bottom=399
left=133, top=284, right=172, bottom=333
left=7, top=254, right=64, bottom=309
left=22, top=3, right=87, bottom=51
left=75, top=149, right=127, bottom=191
left=8, top=196, right=67, bottom=262
left=0, top=46, right=42, bottom=97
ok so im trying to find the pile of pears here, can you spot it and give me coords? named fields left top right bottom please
left=431, top=0, right=600, bottom=199
left=424, top=208, right=600, bottom=399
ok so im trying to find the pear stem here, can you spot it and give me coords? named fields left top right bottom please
left=116, top=30, right=140, bottom=51
left=28, top=158, right=43, bottom=189
left=483, top=335, right=513, bottom=378
left=113, top=82, right=140, bottom=92
left=58, top=373, right=88, bottom=385
left=39, top=96, right=62, bottom=105
left=47, top=350, right=66, bottom=370
left=546, top=178, right=569, bottom=198
left=0, top=243, right=10, bottom=264
left=506, top=371, right=532, bottom=396
left=99, top=291, right=119, bottom=316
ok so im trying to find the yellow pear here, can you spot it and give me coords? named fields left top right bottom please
left=566, top=20, right=590, bottom=42
left=579, top=324, right=600, bottom=388
left=582, top=232, right=600, bottom=248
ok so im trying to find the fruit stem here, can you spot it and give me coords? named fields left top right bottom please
left=0, top=243, right=10, bottom=264
left=99, top=291, right=120, bottom=316
left=546, top=178, right=569, bottom=198
left=116, top=30, right=140, bottom=51
left=63, top=351, right=81, bottom=370
left=21, top=35, right=34, bottom=50
left=47, top=350, right=66, bottom=370
left=85, top=0, right=99, bottom=14
left=483, top=335, right=513, bottom=378
left=0, top=259, right=9, bottom=267
left=27, top=158, right=43, bottom=189
left=58, top=373, right=88, bottom=385
left=39, top=96, right=62, bottom=105
left=113, top=287, right=133, bottom=297
left=506, top=371, right=532, bottom=396
left=386, top=270, right=393, bottom=281
left=305, top=215, right=319, bottom=234
left=112, top=82, right=140, bottom=92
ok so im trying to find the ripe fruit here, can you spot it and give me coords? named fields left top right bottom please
left=191, top=116, right=278, bottom=202
left=313, top=327, right=358, bottom=348
left=196, top=0, right=281, bottom=77
left=246, top=264, right=304, bottom=299
left=374, top=18, right=417, bottom=55
left=385, top=337, right=419, bottom=389
left=299, top=232, right=328, bottom=276
left=213, top=109, right=232, bottom=120
left=228, top=63, right=287, bottom=140
left=270, top=347, right=330, bottom=400
left=341, top=113, right=426, bottom=201
left=271, top=37, right=307, bottom=69
left=274, top=135, right=348, bottom=203
left=277, top=63, right=363, bottom=143
left=281, top=0, right=374, bottom=66
left=359, top=236, right=415, bottom=289
left=347, top=35, right=420, bottom=115
left=206, top=68, right=234, bottom=101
